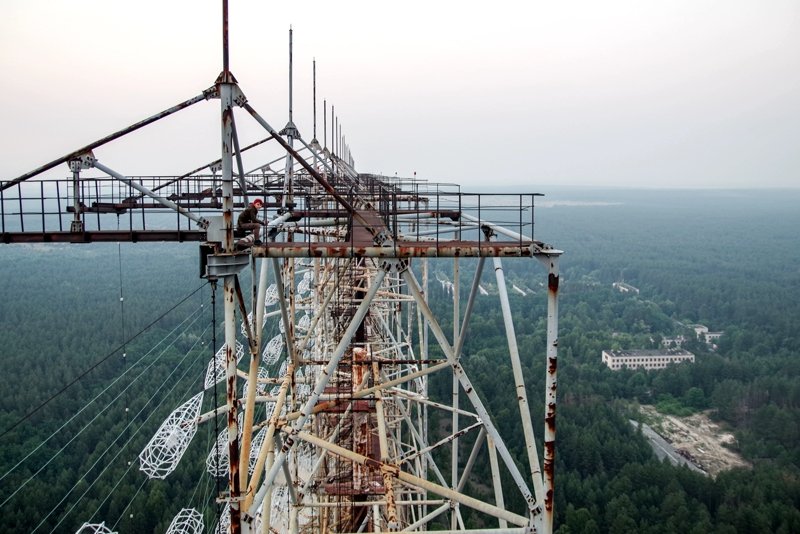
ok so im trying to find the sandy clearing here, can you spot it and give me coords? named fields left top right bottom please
left=638, top=405, right=750, bottom=476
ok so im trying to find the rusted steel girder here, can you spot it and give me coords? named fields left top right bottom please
left=542, top=258, right=560, bottom=534
left=0, top=231, right=206, bottom=244
left=252, top=242, right=536, bottom=258
left=223, top=275, right=242, bottom=534
left=293, top=430, right=530, bottom=528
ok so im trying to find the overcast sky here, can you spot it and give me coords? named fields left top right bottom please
left=1, top=1, right=798, bottom=190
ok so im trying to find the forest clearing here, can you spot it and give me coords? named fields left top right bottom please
left=639, top=405, right=750, bottom=477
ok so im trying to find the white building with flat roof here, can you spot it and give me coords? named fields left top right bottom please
left=602, top=348, right=695, bottom=371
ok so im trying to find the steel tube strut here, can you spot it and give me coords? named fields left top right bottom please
left=487, top=436, right=507, bottom=529
left=230, top=113, right=250, bottom=201
left=451, top=257, right=460, bottom=530
left=223, top=274, right=241, bottom=532
left=494, top=256, right=545, bottom=503
left=401, top=502, right=450, bottom=532
left=234, top=275, right=259, bottom=495
left=394, top=394, right=450, bottom=488
left=90, top=160, right=209, bottom=228
left=150, top=136, right=272, bottom=196
left=243, top=364, right=293, bottom=512
left=2, top=89, right=213, bottom=191
left=453, top=257, right=486, bottom=361
left=456, top=428, right=486, bottom=493
left=272, top=257, right=299, bottom=366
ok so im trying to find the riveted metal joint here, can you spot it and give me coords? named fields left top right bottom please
left=203, top=86, right=220, bottom=100
left=71, top=152, right=97, bottom=169
left=68, top=154, right=94, bottom=172
left=279, top=121, right=301, bottom=139
left=380, top=259, right=408, bottom=274
left=232, top=87, right=248, bottom=107
left=373, top=230, right=392, bottom=246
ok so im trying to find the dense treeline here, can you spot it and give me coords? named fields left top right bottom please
left=0, top=243, right=223, bottom=532
left=1, top=189, right=799, bottom=532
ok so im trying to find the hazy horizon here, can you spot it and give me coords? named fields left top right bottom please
left=2, top=1, right=798, bottom=190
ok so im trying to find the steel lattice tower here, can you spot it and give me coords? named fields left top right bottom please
left=0, top=3, right=562, bottom=533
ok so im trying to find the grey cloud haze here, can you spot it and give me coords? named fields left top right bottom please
left=1, top=1, right=798, bottom=189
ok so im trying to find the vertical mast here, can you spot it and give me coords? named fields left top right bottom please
left=280, top=26, right=298, bottom=211
left=289, top=27, right=293, bottom=125
left=219, top=1, right=241, bottom=533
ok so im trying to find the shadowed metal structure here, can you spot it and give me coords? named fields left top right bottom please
left=0, top=3, right=562, bottom=533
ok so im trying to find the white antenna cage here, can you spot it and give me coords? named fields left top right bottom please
left=138, top=392, right=203, bottom=479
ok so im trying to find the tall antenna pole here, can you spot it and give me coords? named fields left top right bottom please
left=222, top=0, right=230, bottom=74
left=313, top=59, right=317, bottom=141
left=288, top=26, right=293, bottom=124
left=331, top=104, right=336, bottom=175
left=280, top=26, right=298, bottom=211
left=324, top=100, right=327, bottom=149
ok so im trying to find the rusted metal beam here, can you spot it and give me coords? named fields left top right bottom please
left=0, top=231, right=205, bottom=244
left=272, top=257, right=299, bottom=366
left=293, top=430, right=530, bottom=527
left=542, top=257, right=560, bottom=534
left=253, top=242, right=534, bottom=258
left=92, top=159, right=210, bottom=229
left=233, top=275, right=259, bottom=496
left=373, top=363, right=399, bottom=530
left=223, top=274, right=242, bottom=534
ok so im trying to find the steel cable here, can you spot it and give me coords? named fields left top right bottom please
left=0, top=302, right=206, bottom=505
left=86, top=324, right=211, bottom=525
left=44, top=322, right=209, bottom=532
left=0, top=283, right=207, bottom=440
